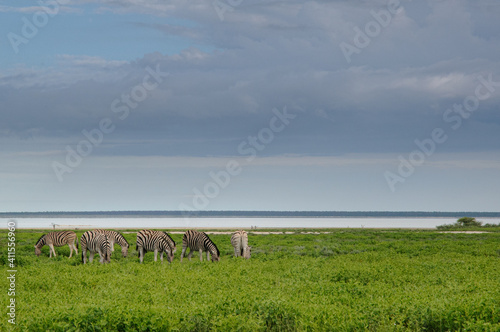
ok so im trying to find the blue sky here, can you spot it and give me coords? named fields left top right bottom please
left=1, top=2, right=206, bottom=67
left=1, top=0, right=499, bottom=212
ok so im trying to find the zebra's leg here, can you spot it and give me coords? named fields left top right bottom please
left=68, top=244, right=73, bottom=258
left=49, top=244, right=56, bottom=258
left=200, top=249, right=204, bottom=262
left=110, top=240, right=115, bottom=252
left=160, top=252, right=164, bottom=264
left=187, top=249, right=193, bottom=261
left=243, top=247, right=250, bottom=259
left=73, top=242, right=78, bottom=256
left=89, top=251, right=94, bottom=263
left=180, top=247, right=186, bottom=262
left=138, top=247, right=144, bottom=263
left=206, top=251, right=210, bottom=261
left=82, top=248, right=87, bottom=264
left=154, top=249, right=158, bottom=262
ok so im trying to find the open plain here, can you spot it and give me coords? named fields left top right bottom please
left=1, top=228, right=499, bottom=331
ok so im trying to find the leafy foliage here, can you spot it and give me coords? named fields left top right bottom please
left=456, top=217, right=482, bottom=227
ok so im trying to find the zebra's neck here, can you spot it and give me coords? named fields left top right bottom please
left=35, top=235, right=46, bottom=248
left=115, top=234, right=128, bottom=247
left=208, top=245, right=219, bottom=258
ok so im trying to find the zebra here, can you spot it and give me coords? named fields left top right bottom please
left=180, top=230, right=220, bottom=262
left=231, top=230, right=251, bottom=259
left=80, top=231, right=112, bottom=264
left=136, top=230, right=175, bottom=263
left=34, top=231, right=78, bottom=258
left=93, top=229, right=130, bottom=257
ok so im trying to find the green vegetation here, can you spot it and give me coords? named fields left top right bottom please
left=1, top=228, right=500, bottom=331
left=437, top=217, right=500, bottom=230
left=455, top=217, right=483, bottom=227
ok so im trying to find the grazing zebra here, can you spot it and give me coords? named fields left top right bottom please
left=136, top=230, right=175, bottom=263
left=93, top=229, right=130, bottom=257
left=80, top=231, right=112, bottom=264
left=180, top=230, right=220, bottom=262
left=34, top=231, right=78, bottom=258
left=231, top=230, right=251, bottom=259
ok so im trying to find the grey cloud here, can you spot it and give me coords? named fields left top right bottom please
left=1, top=0, right=499, bottom=158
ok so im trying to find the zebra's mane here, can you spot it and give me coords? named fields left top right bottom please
left=162, top=232, right=175, bottom=246
left=35, top=234, right=46, bottom=247
left=116, top=232, right=129, bottom=246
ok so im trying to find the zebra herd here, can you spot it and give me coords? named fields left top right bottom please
left=34, top=229, right=251, bottom=264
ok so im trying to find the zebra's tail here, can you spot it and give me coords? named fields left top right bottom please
left=76, top=237, right=79, bottom=250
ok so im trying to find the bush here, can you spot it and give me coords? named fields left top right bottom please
left=437, top=217, right=486, bottom=230
left=456, top=217, right=482, bottom=227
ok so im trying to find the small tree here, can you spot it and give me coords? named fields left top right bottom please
left=456, top=217, right=482, bottom=227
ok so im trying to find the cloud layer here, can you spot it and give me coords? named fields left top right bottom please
left=1, top=0, right=499, bottom=211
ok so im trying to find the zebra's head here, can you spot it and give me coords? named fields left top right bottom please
left=34, top=245, right=41, bottom=257
left=243, top=246, right=252, bottom=259
left=34, top=234, right=45, bottom=257
left=211, top=247, right=220, bottom=262
left=121, top=244, right=129, bottom=258
left=166, top=248, right=174, bottom=263
left=103, top=251, right=111, bottom=264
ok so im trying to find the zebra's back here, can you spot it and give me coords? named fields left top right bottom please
left=94, top=229, right=128, bottom=246
left=93, top=229, right=129, bottom=256
left=37, top=231, right=77, bottom=247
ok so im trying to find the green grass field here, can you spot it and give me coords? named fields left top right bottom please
left=1, top=228, right=499, bottom=331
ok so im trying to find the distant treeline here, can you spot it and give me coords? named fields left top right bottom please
left=1, top=211, right=499, bottom=218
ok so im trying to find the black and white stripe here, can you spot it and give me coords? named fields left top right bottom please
left=231, top=230, right=251, bottom=259
left=180, top=230, right=220, bottom=262
left=34, top=231, right=78, bottom=258
left=161, top=231, right=176, bottom=254
left=136, top=230, right=175, bottom=263
left=93, top=229, right=129, bottom=257
left=80, top=231, right=112, bottom=264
